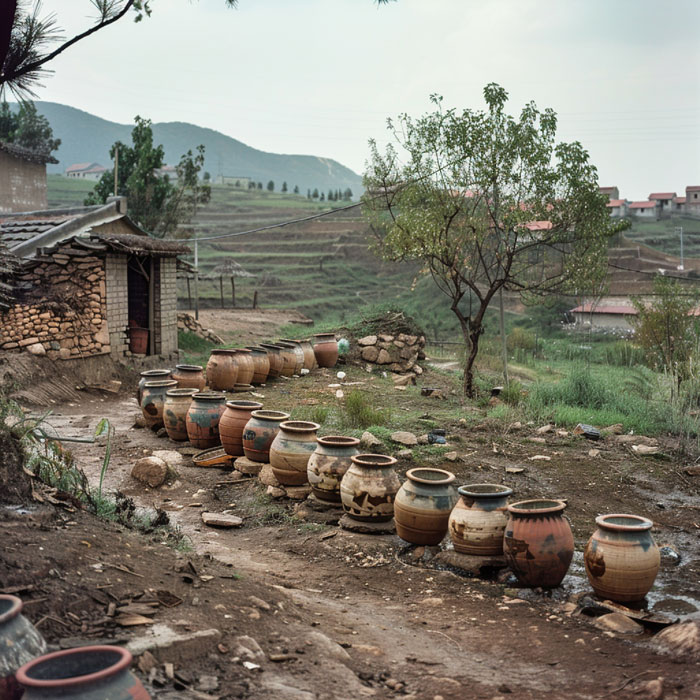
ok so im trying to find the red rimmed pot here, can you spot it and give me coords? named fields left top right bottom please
left=394, top=468, right=458, bottom=546
left=245, top=346, right=271, bottom=384
left=278, top=340, right=306, bottom=375
left=185, top=391, right=227, bottom=449
left=504, top=499, right=574, bottom=588
left=136, top=369, right=171, bottom=403
left=233, top=348, right=255, bottom=386
left=219, top=400, right=264, bottom=457
left=307, top=435, right=360, bottom=503
left=0, top=595, right=47, bottom=700
left=242, top=410, right=290, bottom=463
left=312, top=333, right=338, bottom=368
left=258, top=344, right=283, bottom=379
left=141, top=379, right=178, bottom=429
left=16, top=645, right=149, bottom=699
left=205, top=349, right=238, bottom=391
left=584, top=513, right=660, bottom=603
left=340, top=454, right=400, bottom=522
left=269, top=421, right=321, bottom=485
left=448, top=484, right=513, bottom=555
left=163, top=388, right=198, bottom=441
left=171, top=364, right=206, bottom=391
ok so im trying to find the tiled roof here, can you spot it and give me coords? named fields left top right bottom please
left=674, top=197, right=687, bottom=204
left=0, top=216, right=78, bottom=246
left=606, top=199, right=625, bottom=207
left=649, top=192, right=676, bottom=200
left=686, top=185, right=700, bottom=192
left=0, top=140, right=58, bottom=165
left=628, top=201, right=656, bottom=209
left=599, top=187, right=618, bottom=193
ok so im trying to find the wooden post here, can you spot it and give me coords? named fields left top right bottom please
left=231, top=276, right=235, bottom=308
left=186, top=276, right=192, bottom=310
left=194, top=239, right=199, bottom=321
left=219, top=276, right=224, bottom=308
left=252, top=290, right=258, bottom=309
left=499, top=287, right=508, bottom=387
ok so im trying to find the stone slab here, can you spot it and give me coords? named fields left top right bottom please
left=339, top=514, right=395, bottom=535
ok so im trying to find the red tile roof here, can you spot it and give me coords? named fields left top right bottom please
left=599, top=187, right=618, bottom=193
left=606, top=199, right=625, bottom=207
left=628, top=201, right=656, bottom=209
left=674, top=197, right=686, bottom=204
left=687, top=185, right=700, bottom=192
left=649, top=192, right=676, bottom=200
left=571, top=303, right=637, bottom=315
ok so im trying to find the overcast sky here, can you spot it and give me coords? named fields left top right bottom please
left=35, top=0, right=699, bottom=200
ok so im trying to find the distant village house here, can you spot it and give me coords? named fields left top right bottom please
left=600, top=185, right=700, bottom=218
left=216, top=175, right=251, bottom=188
left=65, top=162, right=108, bottom=181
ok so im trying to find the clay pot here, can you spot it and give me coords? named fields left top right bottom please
left=312, top=333, right=338, bottom=368
left=245, top=346, right=270, bottom=384
left=171, top=364, right=205, bottom=391
left=299, top=340, right=317, bottom=370
left=448, top=484, right=513, bottom=555
left=136, top=369, right=171, bottom=403
left=270, top=421, right=321, bottom=485
left=307, top=436, right=360, bottom=502
left=278, top=340, right=305, bottom=375
left=242, top=410, right=290, bottom=463
left=185, top=391, right=227, bottom=449
left=140, top=379, right=178, bottom=429
left=16, top=645, right=149, bottom=699
left=0, top=595, right=47, bottom=700
left=128, top=327, right=149, bottom=355
left=273, top=343, right=296, bottom=377
left=584, top=514, right=660, bottom=603
left=219, top=400, right=264, bottom=457
left=340, top=454, right=400, bottom=522
left=234, top=348, right=255, bottom=386
left=394, top=468, right=458, bottom=546
left=259, top=344, right=283, bottom=379
left=205, top=349, right=238, bottom=391
left=504, top=499, right=574, bottom=588
left=163, top=388, right=198, bottom=441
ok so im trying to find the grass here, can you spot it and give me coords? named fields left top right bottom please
left=341, top=390, right=392, bottom=429
left=178, top=330, right=216, bottom=366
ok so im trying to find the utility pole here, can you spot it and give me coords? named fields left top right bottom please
left=675, top=226, right=684, bottom=270
left=113, top=145, right=119, bottom=196
left=193, top=237, right=200, bottom=321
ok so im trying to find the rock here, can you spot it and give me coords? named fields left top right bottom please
left=58, top=347, right=71, bottom=360
left=420, top=597, right=443, bottom=606
left=393, top=374, right=415, bottom=387
left=361, top=346, right=380, bottom=362
left=397, top=449, right=413, bottom=460
left=258, top=463, right=280, bottom=487
left=234, top=635, right=265, bottom=661
left=249, top=596, right=271, bottom=611
left=376, top=348, right=392, bottom=364
left=652, top=620, right=700, bottom=660
left=151, top=450, right=184, bottom=470
left=602, top=423, right=624, bottom=435
left=635, top=679, right=664, bottom=700
left=391, top=431, right=418, bottom=446
left=510, top=421, right=522, bottom=430
left=131, top=456, right=168, bottom=488
left=632, top=444, right=661, bottom=455
left=444, top=451, right=458, bottom=462
left=536, top=423, right=553, bottom=434
left=358, top=335, right=378, bottom=346
left=260, top=680, right=314, bottom=700
left=306, top=631, right=351, bottom=662
left=378, top=334, right=394, bottom=343
left=132, top=413, right=148, bottom=429
left=360, top=431, right=383, bottom=448
left=235, top=456, right=263, bottom=475
left=527, top=437, right=546, bottom=444
left=339, top=514, right=395, bottom=534
left=659, top=544, right=681, bottom=565
left=592, top=613, right=644, bottom=635
left=615, top=434, right=658, bottom=446
left=197, top=675, right=219, bottom=692
left=26, top=342, right=46, bottom=356
left=285, top=485, right=312, bottom=500
left=201, top=512, right=243, bottom=528
left=267, top=485, right=286, bottom=499
left=684, top=465, right=700, bottom=476
left=351, top=644, right=384, bottom=656
left=417, top=434, right=429, bottom=445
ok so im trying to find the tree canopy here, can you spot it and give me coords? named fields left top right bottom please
left=0, top=100, right=60, bottom=154
left=364, top=83, right=623, bottom=396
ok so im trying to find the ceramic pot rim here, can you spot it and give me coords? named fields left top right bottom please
left=508, top=498, right=566, bottom=515
left=317, top=435, right=360, bottom=448
left=210, top=348, right=237, bottom=355
left=278, top=339, right=302, bottom=344
left=16, top=645, right=132, bottom=689
left=279, top=420, right=321, bottom=433
left=140, top=369, right=171, bottom=377
left=192, top=391, right=226, bottom=402
left=406, top=467, right=455, bottom=485
left=234, top=348, right=252, bottom=354
left=226, top=400, right=264, bottom=411
left=259, top=343, right=283, bottom=350
left=314, top=333, right=336, bottom=339
left=143, top=379, right=178, bottom=388
left=166, top=388, right=199, bottom=398
left=0, top=594, right=22, bottom=623
left=351, top=453, right=397, bottom=468
left=595, top=513, right=653, bottom=531
left=458, top=483, right=513, bottom=498
left=250, top=410, right=290, bottom=421
left=175, top=364, right=203, bottom=371
left=245, top=346, right=267, bottom=354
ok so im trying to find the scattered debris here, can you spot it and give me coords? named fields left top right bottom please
left=528, top=455, right=551, bottom=462
left=592, top=612, right=644, bottom=635
left=573, top=424, right=601, bottom=441
left=201, top=512, right=244, bottom=528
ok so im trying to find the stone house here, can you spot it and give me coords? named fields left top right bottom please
left=606, top=199, right=628, bottom=217
left=0, top=197, right=189, bottom=363
left=599, top=186, right=619, bottom=200
left=648, top=192, right=676, bottom=212
left=0, top=141, right=57, bottom=213
left=628, top=200, right=657, bottom=218
left=686, top=186, right=700, bottom=215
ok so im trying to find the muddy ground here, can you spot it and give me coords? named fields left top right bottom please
left=2, top=351, right=700, bottom=699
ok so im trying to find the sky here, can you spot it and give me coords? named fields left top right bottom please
left=32, top=0, right=700, bottom=201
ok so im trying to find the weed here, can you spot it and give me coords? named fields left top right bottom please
left=341, top=391, right=392, bottom=429
left=291, top=404, right=331, bottom=424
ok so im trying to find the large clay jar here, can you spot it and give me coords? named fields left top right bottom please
left=16, top=646, right=149, bottom=700
left=245, top=346, right=270, bottom=384
left=340, top=454, right=400, bottom=522
left=205, top=349, right=238, bottom=391
left=0, top=595, right=47, bottom=700
left=233, top=348, right=255, bottom=386
left=504, top=499, right=574, bottom=588
left=270, top=421, right=321, bottom=485
left=448, top=484, right=513, bottom=555
left=185, top=391, right=226, bottom=449
left=313, top=333, right=338, bottom=368
left=259, top=344, right=283, bottom=379
left=584, top=514, right=660, bottom=603
left=163, top=388, right=198, bottom=441
left=307, top=436, right=360, bottom=502
left=171, top=364, right=205, bottom=391
left=219, top=400, right=263, bottom=457
left=394, top=468, right=458, bottom=545
left=278, top=340, right=305, bottom=375
left=140, top=379, right=178, bottom=429
left=137, top=369, right=171, bottom=403
left=274, top=343, right=296, bottom=377
left=242, top=410, right=290, bottom=462
left=299, top=340, right=317, bottom=370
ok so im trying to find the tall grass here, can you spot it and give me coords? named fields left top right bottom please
left=341, top=390, right=392, bottom=429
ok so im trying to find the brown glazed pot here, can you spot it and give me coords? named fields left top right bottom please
left=16, top=646, right=149, bottom=700
left=163, top=388, right=198, bottom=441
left=140, top=379, right=178, bottom=429
left=245, top=346, right=270, bottom=384
left=269, top=421, right=321, bottom=485
left=259, top=344, right=283, bottom=379
left=584, top=514, right=660, bottom=603
left=312, top=333, right=338, bottom=368
left=136, top=369, right=171, bottom=403
left=299, top=340, right=317, bottom=370
left=219, top=400, right=264, bottom=457
left=340, top=454, right=400, bottom=522
left=242, top=410, right=290, bottom=463
left=273, top=343, right=296, bottom=377
left=394, top=468, right=458, bottom=546
left=185, top=391, right=227, bottom=449
left=278, top=340, right=305, bottom=375
left=233, top=349, right=255, bottom=386
left=0, top=595, right=47, bottom=700
left=504, top=499, right=574, bottom=588
left=171, top=364, right=206, bottom=391
left=448, top=484, right=513, bottom=555
left=205, top=349, right=238, bottom=391
left=307, top=436, right=360, bottom=502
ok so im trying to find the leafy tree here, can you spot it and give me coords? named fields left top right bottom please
left=312, top=188, right=319, bottom=199
left=293, top=185, right=299, bottom=195
left=203, top=171, right=211, bottom=182
left=365, top=83, right=621, bottom=396
left=307, top=188, right=311, bottom=199
left=85, top=116, right=210, bottom=238
left=281, top=181, right=287, bottom=193
left=266, top=180, right=274, bottom=192
left=320, top=192, right=325, bottom=201
left=343, top=188, right=353, bottom=200
left=0, top=101, right=18, bottom=141
left=0, top=100, right=60, bottom=154
left=248, top=181, right=256, bottom=190
left=257, top=182, right=262, bottom=190
left=327, top=189, right=334, bottom=201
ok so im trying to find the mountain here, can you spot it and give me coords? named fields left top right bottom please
left=12, top=102, right=363, bottom=195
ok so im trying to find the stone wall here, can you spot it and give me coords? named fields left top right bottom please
left=0, top=151, right=48, bottom=213
left=356, top=333, right=426, bottom=375
left=177, top=312, right=224, bottom=344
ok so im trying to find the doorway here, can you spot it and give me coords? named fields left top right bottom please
left=127, top=255, right=152, bottom=355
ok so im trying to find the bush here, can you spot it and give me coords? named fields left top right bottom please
left=341, top=391, right=391, bottom=429
left=507, top=327, right=535, bottom=352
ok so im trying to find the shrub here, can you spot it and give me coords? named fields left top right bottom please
left=507, top=327, right=535, bottom=352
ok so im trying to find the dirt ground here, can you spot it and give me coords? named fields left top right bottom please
left=3, top=359, right=700, bottom=699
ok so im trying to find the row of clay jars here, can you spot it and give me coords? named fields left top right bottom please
left=163, top=388, right=199, bottom=440
left=307, top=436, right=360, bottom=502
left=340, top=454, right=401, bottom=522
left=185, top=392, right=227, bottom=449
left=269, top=421, right=321, bottom=485
left=219, top=401, right=263, bottom=456
left=242, top=410, right=290, bottom=462
left=140, top=379, right=178, bottom=429
left=206, top=349, right=255, bottom=391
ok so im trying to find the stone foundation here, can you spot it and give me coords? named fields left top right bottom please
left=355, top=333, right=426, bottom=375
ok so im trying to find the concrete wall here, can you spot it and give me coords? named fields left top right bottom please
left=0, top=152, right=48, bottom=213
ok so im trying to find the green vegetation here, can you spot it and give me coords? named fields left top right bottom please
left=178, top=330, right=215, bottom=366
left=341, top=390, right=392, bottom=429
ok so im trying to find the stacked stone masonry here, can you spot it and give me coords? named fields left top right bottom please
left=177, top=312, right=224, bottom=345
left=357, top=333, right=426, bottom=375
